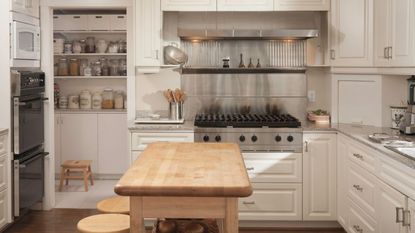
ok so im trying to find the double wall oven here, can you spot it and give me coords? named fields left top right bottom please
left=11, top=70, right=47, bottom=217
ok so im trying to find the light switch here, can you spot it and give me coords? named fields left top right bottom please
left=308, top=90, right=316, bottom=102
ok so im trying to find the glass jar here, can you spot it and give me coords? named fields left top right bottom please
left=80, top=90, right=92, bottom=109
left=118, top=59, right=127, bottom=76
left=109, top=59, right=119, bottom=76
left=64, top=41, right=72, bottom=54
left=114, top=91, right=124, bottom=109
left=68, top=95, right=79, bottom=109
left=69, top=58, right=80, bottom=76
left=54, top=63, right=58, bottom=76
left=83, top=63, right=92, bottom=76
left=72, top=41, right=82, bottom=54
left=100, top=58, right=109, bottom=76
left=102, top=89, right=114, bottom=109
left=85, top=37, right=95, bottom=53
left=108, top=41, right=119, bottom=53
left=96, top=39, right=108, bottom=53
left=93, top=61, right=102, bottom=76
left=58, top=58, right=69, bottom=76
left=92, top=92, right=102, bottom=109
left=118, top=40, right=127, bottom=53
left=79, top=39, right=86, bottom=53
left=79, top=59, right=88, bottom=76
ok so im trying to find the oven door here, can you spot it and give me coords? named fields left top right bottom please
left=11, top=21, right=40, bottom=60
left=13, top=152, right=45, bottom=217
left=13, top=94, right=44, bottom=154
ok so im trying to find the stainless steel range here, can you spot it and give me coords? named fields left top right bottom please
left=194, top=113, right=303, bottom=152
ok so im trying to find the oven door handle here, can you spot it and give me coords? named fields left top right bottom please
left=20, top=152, right=48, bottom=168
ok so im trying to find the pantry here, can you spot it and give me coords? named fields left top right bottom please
left=52, top=9, right=131, bottom=178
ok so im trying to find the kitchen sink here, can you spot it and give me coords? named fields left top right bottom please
left=385, top=145, right=415, bottom=160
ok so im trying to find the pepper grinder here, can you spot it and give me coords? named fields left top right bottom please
left=256, top=59, right=261, bottom=68
left=248, top=58, right=254, bottom=68
left=239, top=54, right=245, bottom=68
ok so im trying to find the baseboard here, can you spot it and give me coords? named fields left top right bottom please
left=239, top=221, right=342, bottom=228
left=55, top=173, right=122, bottom=180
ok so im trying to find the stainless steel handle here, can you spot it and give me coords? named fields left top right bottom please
left=330, top=49, right=335, bottom=60
left=353, top=153, right=364, bottom=160
left=246, top=167, right=254, bottom=171
left=388, top=47, right=392, bottom=59
left=242, top=201, right=255, bottom=205
left=155, top=50, right=159, bottom=60
left=384, top=47, right=388, bottom=59
left=403, top=210, right=411, bottom=227
left=353, top=225, right=363, bottom=233
left=13, top=160, right=19, bottom=217
left=396, top=207, right=404, bottom=223
left=305, top=141, right=309, bottom=152
left=353, top=184, right=363, bottom=192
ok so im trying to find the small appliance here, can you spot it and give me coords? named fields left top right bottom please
left=400, top=76, right=415, bottom=134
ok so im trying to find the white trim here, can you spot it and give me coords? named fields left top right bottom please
left=41, top=0, right=132, bottom=7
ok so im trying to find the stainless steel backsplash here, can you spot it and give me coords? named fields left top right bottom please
left=181, top=73, right=307, bottom=123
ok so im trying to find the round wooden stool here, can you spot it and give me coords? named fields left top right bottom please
left=77, top=214, right=130, bottom=233
left=97, top=196, right=130, bottom=214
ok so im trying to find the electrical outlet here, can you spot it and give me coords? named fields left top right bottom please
left=308, top=90, right=316, bottom=103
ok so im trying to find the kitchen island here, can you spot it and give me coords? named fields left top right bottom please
left=115, top=142, right=253, bottom=233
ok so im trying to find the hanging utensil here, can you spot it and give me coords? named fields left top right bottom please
left=239, top=53, right=245, bottom=68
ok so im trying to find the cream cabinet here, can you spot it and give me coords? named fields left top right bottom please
left=0, top=130, right=7, bottom=230
left=217, top=0, right=274, bottom=11
left=303, top=133, right=337, bottom=221
left=330, top=0, right=373, bottom=67
left=161, top=0, right=217, bottom=11
left=0, top=190, right=6, bottom=229
left=55, top=113, right=129, bottom=175
left=274, top=0, right=329, bottom=11
left=53, top=14, right=127, bottom=31
left=409, top=199, right=415, bottom=233
left=337, top=135, right=348, bottom=228
left=135, top=0, right=161, bottom=72
left=374, top=0, right=415, bottom=67
left=11, top=0, right=39, bottom=18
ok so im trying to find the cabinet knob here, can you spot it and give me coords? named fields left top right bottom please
left=352, top=153, right=364, bottom=160
left=353, top=184, right=363, bottom=192
left=246, top=167, right=254, bottom=171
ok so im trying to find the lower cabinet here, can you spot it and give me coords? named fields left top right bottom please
left=303, top=133, right=337, bottom=221
left=0, top=190, right=6, bottom=229
left=347, top=198, right=376, bottom=233
left=409, top=199, right=415, bottom=233
left=0, top=130, right=8, bottom=230
left=55, top=113, right=129, bottom=175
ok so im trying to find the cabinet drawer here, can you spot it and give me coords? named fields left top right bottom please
left=239, top=183, right=302, bottom=221
left=0, top=156, right=6, bottom=191
left=347, top=161, right=377, bottom=219
left=0, top=189, right=6, bottom=229
left=0, top=133, right=7, bottom=157
left=131, top=133, right=194, bottom=151
left=243, top=153, right=302, bottom=183
left=88, top=15, right=111, bottom=31
left=347, top=141, right=377, bottom=173
left=347, top=198, right=377, bottom=233
left=109, top=15, right=127, bottom=31
left=53, top=15, right=88, bottom=31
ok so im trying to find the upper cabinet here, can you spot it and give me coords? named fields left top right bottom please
left=161, top=0, right=217, bottom=11
left=274, top=0, right=330, bottom=11
left=374, top=0, right=415, bottom=67
left=11, top=0, right=39, bottom=18
left=330, top=0, right=373, bottom=67
left=217, top=0, right=274, bottom=11
left=136, top=0, right=162, bottom=72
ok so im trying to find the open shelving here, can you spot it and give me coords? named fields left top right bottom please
left=54, top=76, right=127, bottom=79
left=54, top=53, right=126, bottom=56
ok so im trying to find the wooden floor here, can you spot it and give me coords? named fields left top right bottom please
left=4, top=209, right=346, bottom=233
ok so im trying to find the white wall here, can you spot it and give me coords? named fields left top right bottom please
left=306, top=68, right=332, bottom=112
left=381, top=75, right=408, bottom=127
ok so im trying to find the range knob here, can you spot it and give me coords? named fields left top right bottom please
left=287, top=135, right=294, bottom=142
left=239, top=135, right=246, bottom=142
left=203, top=135, right=210, bottom=142
left=251, top=135, right=258, bottom=142
left=215, top=135, right=222, bottom=142
left=275, top=135, right=282, bottom=142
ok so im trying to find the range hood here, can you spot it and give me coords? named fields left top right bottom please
left=178, top=28, right=319, bottom=40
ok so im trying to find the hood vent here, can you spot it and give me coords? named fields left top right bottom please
left=178, top=29, right=319, bottom=40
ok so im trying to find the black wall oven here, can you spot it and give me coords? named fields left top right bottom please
left=11, top=70, right=48, bottom=217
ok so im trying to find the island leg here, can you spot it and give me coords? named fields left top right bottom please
left=130, top=197, right=145, bottom=233
left=224, top=198, right=238, bottom=233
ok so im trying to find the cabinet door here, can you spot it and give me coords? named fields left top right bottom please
left=409, top=198, right=415, bottom=233
left=136, top=0, right=161, bottom=70
left=274, top=0, right=330, bottom=11
left=97, top=114, right=129, bottom=175
left=0, top=156, right=6, bottom=191
left=161, top=0, right=217, bottom=11
left=54, top=115, right=61, bottom=175
left=217, top=0, right=273, bottom=11
left=330, top=0, right=373, bottom=66
left=373, top=0, right=391, bottom=66
left=109, top=15, right=127, bottom=31
left=0, top=190, right=6, bottom=229
left=53, top=15, right=89, bottom=31
left=11, top=0, right=39, bottom=18
left=60, top=114, right=98, bottom=172
left=337, top=135, right=348, bottom=228
left=390, top=0, right=414, bottom=66
left=303, top=133, right=337, bottom=221
left=376, top=179, right=407, bottom=233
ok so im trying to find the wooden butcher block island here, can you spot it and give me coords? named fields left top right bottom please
left=115, top=142, right=253, bottom=233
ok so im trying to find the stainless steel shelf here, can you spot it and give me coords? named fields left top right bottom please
left=181, top=67, right=306, bottom=74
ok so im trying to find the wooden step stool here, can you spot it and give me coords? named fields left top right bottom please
left=77, top=214, right=130, bottom=233
left=59, top=160, right=94, bottom=192
left=97, top=196, right=130, bottom=214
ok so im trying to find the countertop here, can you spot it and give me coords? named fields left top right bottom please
left=0, top=129, right=8, bottom=134
left=115, top=142, right=252, bottom=197
left=128, top=120, right=195, bottom=132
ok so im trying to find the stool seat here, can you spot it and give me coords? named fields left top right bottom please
left=62, top=160, right=92, bottom=168
left=77, top=214, right=130, bottom=233
left=97, top=196, right=130, bottom=214
left=59, top=160, right=94, bottom=192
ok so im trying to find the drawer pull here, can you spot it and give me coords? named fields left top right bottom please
left=396, top=207, right=404, bottom=223
left=353, top=225, right=363, bottom=233
left=353, top=184, right=363, bottom=192
left=242, top=201, right=255, bottom=205
left=353, top=153, right=364, bottom=160
left=403, top=210, right=411, bottom=227
left=246, top=167, right=254, bottom=171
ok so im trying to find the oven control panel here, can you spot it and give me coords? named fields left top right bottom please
left=21, top=73, right=45, bottom=89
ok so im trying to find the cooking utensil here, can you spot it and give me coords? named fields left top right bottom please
left=256, top=58, right=261, bottom=68
left=239, top=53, right=245, bottom=68
left=248, top=58, right=254, bottom=68
left=164, top=45, right=188, bottom=65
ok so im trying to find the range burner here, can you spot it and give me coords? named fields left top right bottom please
left=194, top=113, right=301, bottom=128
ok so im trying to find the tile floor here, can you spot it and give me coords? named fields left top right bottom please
left=55, top=179, right=118, bottom=209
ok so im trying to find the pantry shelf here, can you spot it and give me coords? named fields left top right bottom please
left=54, top=53, right=127, bottom=56
left=54, top=76, right=127, bottom=79
left=54, top=30, right=126, bottom=34
left=55, top=109, right=127, bottom=114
